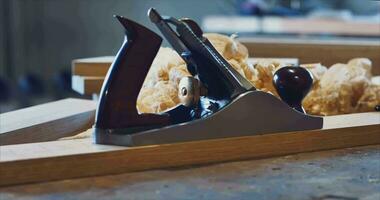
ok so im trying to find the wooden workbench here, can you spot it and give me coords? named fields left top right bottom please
left=2, top=37, right=380, bottom=199
left=0, top=145, right=379, bottom=200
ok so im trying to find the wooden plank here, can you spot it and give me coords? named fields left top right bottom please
left=0, top=98, right=97, bottom=145
left=71, top=57, right=299, bottom=95
left=71, top=57, right=299, bottom=78
left=71, top=37, right=380, bottom=85
left=247, top=57, right=298, bottom=66
left=261, top=17, right=380, bottom=36
left=204, top=16, right=380, bottom=36
left=71, top=56, right=114, bottom=76
left=240, top=37, right=380, bottom=75
left=71, top=76, right=104, bottom=95
left=0, top=112, right=379, bottom=186
left=1, top=145, right=379, bottom=199
left=72, top=74, right=380, bottom=96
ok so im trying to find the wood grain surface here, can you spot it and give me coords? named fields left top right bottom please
left=0, top=98, right=97, bottom=145
left=240, top=37, right=380, bottom=75
left=71, top=56, right=114, bottom=77
left=1, top=145, right=378, bottom=200
left=0, top=112, right=379, bottom=186
left=71, top=57, right=299, bottom=77
left=203, top=16, right=380, bottom=36
left=71, top=57, right=298, bottom=95
left=71, top=76, right=105, bottom=95
left=71, top=38, right=380, bottom=79
left=71, top=38, right=380, bottom=96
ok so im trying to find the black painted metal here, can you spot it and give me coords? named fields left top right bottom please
left=94, top=91, right=323, bottom=146
left=149, top=8, right=255, bottom=101
left=94, top=16, right=171, bottom=130
left=273, top=66, right=313, bottom=113
left=94, top=10, right=323, bottom=147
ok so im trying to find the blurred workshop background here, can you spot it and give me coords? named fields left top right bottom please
left=0, top=0, right=379, bottom=113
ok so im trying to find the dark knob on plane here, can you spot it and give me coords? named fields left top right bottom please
left=273, top=66, right=313, bottom=114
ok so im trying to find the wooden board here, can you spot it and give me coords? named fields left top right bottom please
left=71, top=37, right=380, bottom=95
left=203, top=16, right=380, bottom=36
left=71, top=38, right=380, bottom=78
left=0, top=112, right=379, bottom=186
left=71, top=56, right=114, bottom=76
left=71, top=76, right=105, bottom=95
left=240, top=37, right=380, bottom=75
left=1, top=145, right=379, bottom=199
left=71, top=57, right=298, bottom=95
left=0, top=98, right=96, bottom=145
left=71, top=57, right=298, bottom=78
left=247, top=57, right=298, bottom=66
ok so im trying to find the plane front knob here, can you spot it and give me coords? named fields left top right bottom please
left=273, top=66, right=313, bottom=113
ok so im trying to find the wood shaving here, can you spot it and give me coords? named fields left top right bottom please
left=303, top=58, right=376, bottom=115
left=136, top=33, right=250, bottom=113
left=135, top=34, right=378, bottom=116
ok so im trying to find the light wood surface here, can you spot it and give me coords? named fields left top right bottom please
left=71, top=39, right=380, bottom=95
left=263, top=18, right=380, bottom=36
left=0, top=112, right=379, bottom=186
left=71, top=57, right=298, bottom=95
left=203, top=16, right=380, bottom=36
left=240, top=37, right=380, bottom=75
left=1, top=145, right=379, bottom=199
left=0, top=98, right=97, bottom=145
left=71, top=76, right=104, bottom=95
left=71, top=56, right=299, bottom=77
left=71, top=38, right=380, bottom=95
left=247, top=57, right=298, bottom=65
left=71, top=56, right=114, bottom=76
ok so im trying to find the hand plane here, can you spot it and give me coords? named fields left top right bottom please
left=93, top=8, right=323, bottom=146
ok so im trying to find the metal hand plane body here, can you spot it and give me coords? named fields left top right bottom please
left=93, top=9, right=323, bottom=147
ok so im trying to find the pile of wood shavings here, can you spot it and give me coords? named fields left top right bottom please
left=250, top=58, right=379, bottom=115
left=303, top=58, right=380, bottom=115
left=136, top=33, right=379, bottom=116
left=136, top=33, right=251, bottom=113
